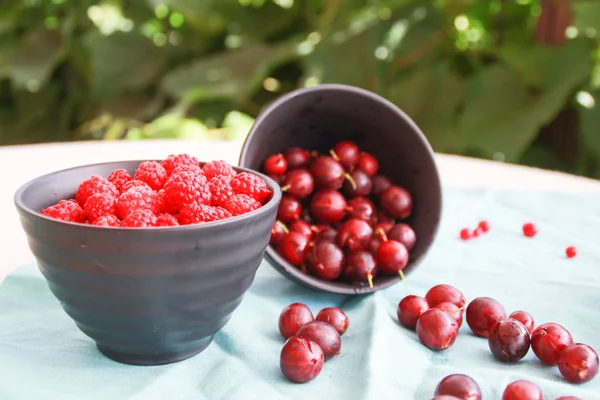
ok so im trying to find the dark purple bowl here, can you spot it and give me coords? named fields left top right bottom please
left=13, top=160, right=281, bottom=365
left=239, top=84, right=442, bottom=295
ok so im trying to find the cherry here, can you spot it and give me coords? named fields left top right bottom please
left=565, top=246, right=577, bottom=258
left=289, top=220, right=313, bottom=240
left=377, top=213, right=395, bottom=225
left=264, top=153, right=288, bottom=176
left=269, top=174, right=283, bottom=185
left=371, top=174, right=392, bottom=196
left=465, top=297, right=506, bottom=338
left=346, top=197, right=377, bottom=224
left=316, top=307, right=349, bottom=336
left=558, top=343, right=599, bottom=384
left=434, top=374, right=482, bottom=400
left=343, top=169, right=372, bottom=198
left=314, top=226, right=338, bottom=243
left=387, top=223, right=416, bottom=252
left=531, top=322, right=573, bottom=366
left=356, top=151, right=379, bottom=176
left=435, top=302, right=463, bottom=328
left=375, top=240, right=409, bottom=276
left=397, top=295, right=429, bottom=329
left=310, top=156, right=356, bottom=190
left=369, top=236, right=384, bottom=254
left=278, top=303, right=314, bottom=339
left=374, top=221, right=394, bottom=235
left=522, top=222, right=537, bottom=238
left=277, top=195, right=302, bottom=222
left=509, top=311, right=535, bottom=335
left=488, top=318, right=531, bottom=362
left=280, top=336, right=324, bottom=383
left=297, top=321, right=342, bottom=360
left=459, top=228, right=471, bottom=240
left=380, top=186, right=413, bottom=219
left=425, top=284, right=466, bottom=308
left=556, top=397, right=582, bottom=400
left=337, top=218, right=373, bottom=252
left=330, top=140, right=359, bottom=168
left=281, top=169, right=314, bottom=199
left=502, top=380, right=542, bottom=400
left=270, top=220, right=288, bottom=246
left=478, top=220, right=490, bottom=233
left=432, top=396, right=462, bottom=400
left=416, top=308, right=459, bottom=351
left=344, top=250, right=377, bottom=288
left=306, top=241, right=344, bottom=280
left=284, top=147, right=311, bottom=170
left=277, top=231, right=310, bottom=266
left=310, top=189, right=347, bottom=223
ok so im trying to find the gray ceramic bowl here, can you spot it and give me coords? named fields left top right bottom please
left=239, top=84, right=442, bottom=295
left=14, top=160, right=281, bottom=366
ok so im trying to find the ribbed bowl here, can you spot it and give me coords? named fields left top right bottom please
left=14, top=160, right=281, bottom=366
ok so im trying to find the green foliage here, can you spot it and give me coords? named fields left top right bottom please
left=1, top=0, right=600, bottom=179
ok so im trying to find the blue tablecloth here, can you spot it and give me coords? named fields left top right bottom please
left=1, top=188, right=599, bottom=400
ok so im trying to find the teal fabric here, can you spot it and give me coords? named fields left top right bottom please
left=1, top=188, right=599, bottom=400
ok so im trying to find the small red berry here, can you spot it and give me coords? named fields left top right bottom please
left=107, top=169, right=132, bottom=191
left=397, top=295, right=429, bottom=329
left=371, top=175, right=392, bottom=196
left=83, top=192, right=116, bottom=222
left=566, top=246, right=577, bottom=258
left=202, top=160, right=237, bottom=180
left=156, top=213, right=179, bottom=227
left=120, top=210, right=157, bottom=228
left=416, top=308, right=459, bottom=351
left=434, top=374, right=482, bottom=400
left=92, top=214, right=120, bottom=227
left=502, top=380, right=542, bottom=400
left=380, top=185, right=412, bottom=219
left=278, top=303, right=314, bottom=339
left=557, top=343, right=599, bottom=384
left=356, top=151, right=379, bottom=176
left=330, top=140, right=359, bottom=169
left=179, top=203, right=232, bottom=225
left=289, top=220, right=313, bottom=240
left=277, top=231, right=310, bottom=266
left=208, top=175, right=234, bottom=206
left=280, top=336, right=324, bottom=383
left=459, top=228, right=471, bottom=240
left=509, top=311, right=535, bottom=335
left=488, top=318, right=531, bottom=363
left=315, top=307, right=349, bottom=336
left=478, top=220, right=490, bottom=233
left=134, top=161, right=168, bottom=190
left=435, top=302, right=463, bottom=328
left=387, top=223, right=416, bottom=252
left=281, top=169, right=314, bottom=199
left=162, top=170, right=210, bottom=213
left=115, top=186, right=158, bottom=219
left=531, top=322, right=573, bottom=366
left=40, top=199, right=86, bottom=223
left=310, top=189, right=347, bottom=223
left=375, top=240, right=409, bottom=275
left=471, top=228, right=482, bottom=238
left=277, top=196, right=302, bottom=222
left=297, top=321, right=342, bottom=360
left=425, top=284, right=466, bottom=308
left=75, top=176, right=118, bottom=206
left=160, top=154, right=199, bottom=176
left=264, top=153, right=288, bottom=176
left=120, top=179, right=151, bottom=194
left=337, top=218, right=373, bottom=252
left=283, top=147, right=311, bottom=170
left=343, top=250, right=377, bottom=287
left=270, top=220, right=288, bottom=246
left=230, top=172, right=271, bottom=203
left=522, top=222, right=537, bottom=237
left=466, top=297, right=506, bottom=338
left=306, top=241, right=344, bottom=281
left=221, top=194, right=261, bottom=216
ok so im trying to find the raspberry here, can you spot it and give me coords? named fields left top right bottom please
left=120, top=180, right=151, bottom=194
left=222, top=194, right=261, bottom=216
left=116, top=186, right=158, bottom=219
left=155, top=189, right=166, bottom=214
left=134, top=161, right=168, bottom=190
left=162, top=171, right=211, bottom=213
left=160, top=154, right=200, bottom=176
left=75, top=176, right=118, bottom=206
left=92, top=214, right=120, bottom=227
left=84, top=192, right=116, bottom=222
left=209, top=175, right=234, bottom=206
left=120, top=210, right=157, bottom=228
left=156, top=213, right=179, bottom=227
left=178, top=203, right=232, bottom=225
left=230, top=172, right=271, bottom=203
left=202, top=160, right=237, bottom=180
left=40, top=200, right=86, bottom=223
left=214, top=206, right=233, bottom=220
left=172, top=164, right=203, bottom=175
left=107, top=169, right=132, bottom=191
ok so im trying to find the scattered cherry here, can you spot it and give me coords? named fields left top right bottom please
left=314, top=226, right=338, bottom=243
left=337, top=218, right=373, bottom=252
left=346, top=197, right=377, bottom=224
left=375, top=240, right=409, bottom=276
left=343, top=169, right=372, bottom=198
left=315, top=307, right=349, bottom=336
left=509, top=311, right=535, bottom=335
left=284, top=147, right=311, bottom=170
left=280, top=336, right=324, bottom=383
left=356, top=151, right=379, bottom=176
left=306, top=241, right=344, bottom=281
left=502, top=380, right=542, bottom=400
left=522, top=222, right=537, bottom=238
left=565, top=246, right=577, bottom=258
left=277, top=231, right=310, bottom=266
left=558, top=343, right=599, bottom=384
left=380, top=185, right=413, bottom=219
left=397, top=295, right=429, bottom=329
left=435, top=302, right=463, bottom=328
left=465, top=297, right=506, bottom=338
left=531, top=322, right=573, bottom=366
left=281, top=169, right=314, bottom=199
left=425, top=284, right=466, bottom=308
left=556, top=397, right=582, bottom=400
left=488, top=318, right=531, bottom=362
left=387, top=223, right=416, bottom=252
left=277, top=195, right=302, bottom=222
left=416, top=308, right=459, bottom=351
left=278, top=303, right=314, bottom=339
left=310, top=156, right=356, bottom=190
left=270, top=220, right=288, bottom=246
left=459, top=228, right=471, bottom=241
left=297, top=321, right=342, bottom=360
left=264, top=153, right=288, bottom=176
left=478, top=220, right=490, bottom=233
left=432, top=396, right=462, bottom=400
left=330, top=140, right=359, bottom=169
left=310, top=189, right=347, bottom=223
left=371, top=174, right=392, bottom=196
left=434, top=374, right=482, bottom=400
left=344, top=250, right=377, bottom=288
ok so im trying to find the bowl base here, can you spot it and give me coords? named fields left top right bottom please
left=97, top=338, right=213, bottom=366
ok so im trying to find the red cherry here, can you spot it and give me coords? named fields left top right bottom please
left=289, top=220, right=313, bottom=240
left=387, top=223, right=416, bottom=252
left=356, top=151, right=379, bottom=176
left=310, top=189, right=347, bottom=223
left=509, top=311, right=535, bottom=335
left=337, top=218, right=373, bottom=252
left=502, top=380, right=542, bottom=400
left=280, top=336, right=324, bottom=383
left=416, top=308, right=459, bottom=351
left=330, top=140, right=359, bottom=168
left=277, top=195, right=302, bottom=222
left=478, top=220, right=490, bottom=233
left=556, top=397, right=582, bottom=400
left=459, top=228, right=471, bottom=240
left=522, top=222, right=537, bottom=237
left=371, top=174, right=392, bottom=196
left=435, top=302, right=463, bottom=328
left=346, top=197, right=377, bottom=224
left=264, top=153, right=287, bottom=176
left=425, top=284, right=466, bottom=308
left=270, top=220, right=288, bottom=246
left=488, top=318, right=531, bottom=362
left=374, top=221, right=394, bottom=236
left=380, top=186, right=413, bottom=219
left=558, top=343, right=599, bottom=384
left=432, top=396, right=462, bottom=400
left=306, top=241, right=344, bottom=280
left=566, top=246, right=577, bottom=258
left=315, top=307, right=349, bottom=336
left=297, top=321, right=342, bottom=360
left=269, top=174, right=283, bottom=185
left=465, top=297, right=506, bottom=338
left=344, top=250, right=377, bottom=288
left=284, top=147, right=311, bottom=170
left=277, top=231, right=310, bottom=266
left=471, top=228, right=482, bottom=238
left=531, top=322, right=573, bottom=366
left=314, top=225, right=338, bottom=243
left=434, top=374, right=482, bottom=400
left=343, top=169, right=372, bottom=198
left=397, top=295, right=429, bottom=329
left=278, top=303, right=314, bottom=339
left=310, top=156, right=356, bottom=190
left=375, top=240, right=409, bottom=276
left=281, top=169, right=314, bottom=199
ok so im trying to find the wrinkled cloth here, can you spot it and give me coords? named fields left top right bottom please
left=1, top=188, right=599, bottom=400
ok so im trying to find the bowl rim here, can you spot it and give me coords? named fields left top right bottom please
left=14, top=159, right=282, bottom=232
left=239, top=83, right=442, bottom=295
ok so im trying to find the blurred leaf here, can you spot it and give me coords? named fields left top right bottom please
left=235, top=2, right=298, bottom=39
left=126, top=113, right=210, bottom=140
left=0, top=1, right=22, bottom=35
left=221, top=110, right=255, bottom=141
left=580, top=94, right=600, bottom=158
left=101, top=95, right=160, bottom=120
left=573, top=2, right=600, bottom=33
left=520, top=143, right=567, bottom=171
left=151, top=0, right=239, bottom=34
left=0, top=39, right=18, bottom=80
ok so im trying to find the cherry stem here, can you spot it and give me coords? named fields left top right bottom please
left=398, top=270, right=408, bottom=288
left=344, top=172, right=357, bottom=190
left=367, top=273, right=374, bottom=289
left=281, top=185, right=290, bottom=192
left=329, top=149, right=340, bottom=161
left=276, top=220, right=289, bottom=234
left=375, top=228, right=387, bottom=241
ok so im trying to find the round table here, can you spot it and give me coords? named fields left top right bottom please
left=2, top=139, right=600, bottom=281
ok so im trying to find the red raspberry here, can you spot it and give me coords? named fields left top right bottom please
left=222, top=194, right=261, bottom=216
left=202, top=160, right=237, bottom=180
left=107, top=169, right=132, bottom=191
left=172, top=164, right=203, bottom=175
left=92, top=214, right=120, bottom=227
left=179, top=203, right=232, bottom=225
left=230, top=172, right=271, bottom=203
left=134, top=161, right=168, bottom=190
left=75, top=176, right=118, bottom=206
left=120, top=210, right=157, bottom=228
left=120, top=180, right=151, bottom=194
left=155, top=189, right=166, bottom=214
left=162, top=171, right=211, bottom=213
left=156, top=213, right=179, bottom=227
left=116, top=186, right=158, bottom=219
left=41, top=200, right=86, bottom=223
left=209, top=175, right=234, bottom=206
left=84, top=192, right=116, bottom=222
left=160, top=154, right=200, bottom=176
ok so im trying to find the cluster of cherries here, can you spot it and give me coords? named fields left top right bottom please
left=264, top=142, right=416, bottom=287
left=278, top=303, right=349, bottom=383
